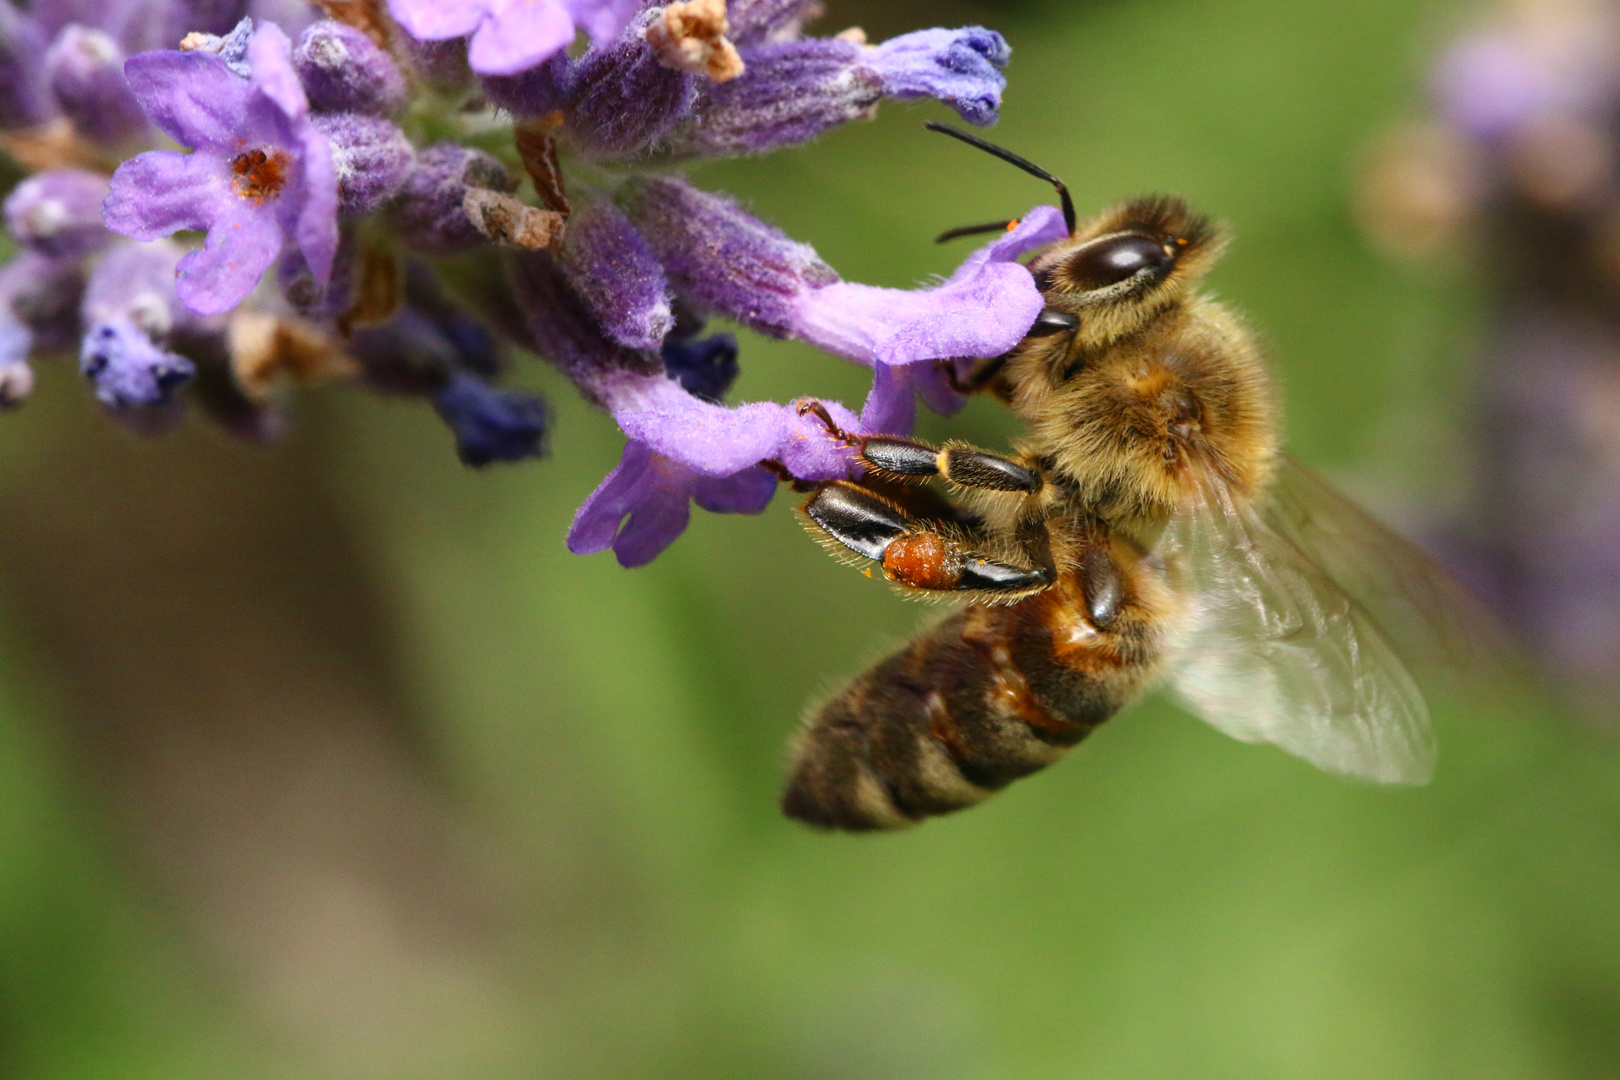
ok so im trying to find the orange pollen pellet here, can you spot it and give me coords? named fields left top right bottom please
left=881, top=531, right=958, bottom=590
left=230, top=148, right=291, bottom=203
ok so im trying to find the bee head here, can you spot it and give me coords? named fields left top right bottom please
left=1029, top=197, right=1226, bottom=348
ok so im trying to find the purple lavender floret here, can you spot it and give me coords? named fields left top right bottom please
left=661, top=332, right=738, bottom=403
left=562, top=9, right=696, bottom=156
left=386, top=0, right=637, bottom=77
left=44, top=24, right=150, bottom=146
left=727, top=0, right=820, bottom=47
left=673, top=28, right=1008, bottom=157
left=479, top=52, right=568, bottom=117
left=865, top=27, right=1008, bottom=125
left=569, top=438, right=776, bottom=567
left=620, top=175, right=838, bottom=337
left=315, top=112, right=414, bottom=216
left=433, top=372, right=550, bottom=465
left=78, top=239, right=198, bottom=411
left=102, top=22, right=339, bottom=316
left=293, top=20, right=407, bottom=116
left=557, top=197, right=673, bottom=350
left=5, top=168, right=111, bottom=257
left=389, top=142, right=514, bottom=254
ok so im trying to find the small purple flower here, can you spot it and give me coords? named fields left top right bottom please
left=78, top=239, right=197, bottom=411
left=293, top=20, right=407, bottom=116
left=387, top=0, right=637, bottom=77
left=5, top=168, right=111, bottom=258
left=790, top=205, right=1067, bottom=365
left=556, top=197, right=673, bottom=349
left=433, top=372, right=550, bottom=465
left=568, top=438, right=777, bottom=567
left=102, top=22, right=339, bottom=316
left=45, top=24, right=151, bottom=146
left=671, top=27, right=1009, bottom=157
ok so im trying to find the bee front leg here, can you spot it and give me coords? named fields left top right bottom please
left=803, top=481, right=1053, bottom=596
left=860, top=436, right=1042, bottom=494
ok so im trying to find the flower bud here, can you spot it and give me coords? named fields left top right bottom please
left=481, top=53, right=569, bottom=118
left=315, top=113, right=414, bottom=216
left=556, top=198, right=673, bottom=349
left=564, top=10, right=696, bottom=157
left=618, top=175, right=837, bottom=337
left=45, top=25, right=150, bottom=146
left=507, top=250, right=661, bottom=385
left=389, top=143, right=515, bottom=255
left=3, top=169, right=110, bottom=258
left=432, top=372, right=550, bottom=466
left=294, top=21, right=408, bottom=115
left=864, top=27, right=1009, bottom=126
left=661, top=331, right=738, bottom=402
left=727, top=0, right=820, bottom=46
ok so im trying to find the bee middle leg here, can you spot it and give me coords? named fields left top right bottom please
left=803, top=481, right=1053, bottom=596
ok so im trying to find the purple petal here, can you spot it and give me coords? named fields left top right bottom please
left=692, top=465, right=777, bottom=514
left=865, top=27, right=1009, bottom=126
left=103, top=150, right=231, bottom=239
left=790, top=205, right=1067, bottom=364
left=614, top=481, right=692, bottom=567
left=386, top=0, right=485, bottom=42
left=468, top=0, right=574, bottom=76
left=176, top=199, right=285, bottom=314
left=247, top=21, right=308, bottom=121
left=858, top=361, right=916, bottom=436
left=293, top=120, right=339, bottom=284
left=563, top=0, right=637, bottom=46
left=569, top=439, right=657, bottom=554
left=123, top=48, right=253, bottom=149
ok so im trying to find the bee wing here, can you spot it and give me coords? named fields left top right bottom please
left=1158, top=455, right=1488, bottom=784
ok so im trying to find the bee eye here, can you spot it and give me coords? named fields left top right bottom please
left=1063, top=233, right=1175, bottom=291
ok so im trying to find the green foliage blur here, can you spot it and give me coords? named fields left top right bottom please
left=1, top=0, right=1618, bottom=1077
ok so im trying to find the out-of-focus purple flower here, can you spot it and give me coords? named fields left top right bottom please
left=433, top=371, right=550, bottom=465
left=726, top=0, right=817, bottom=46
left=672, top=27, right=1008, bottom=156
left=293, top=20, right=407, bottom=116
left=661, top=332, right=737, bottom=402
left=314, top=112, right=413, bottom=216
left=5, top=168, right=111, bottom=257
left=0, top=351, right=32, bottom=409
left=557, top=197, right=673, bottom=349
left=0, top=4, right=51, bottom=128
left=386, top=0, right=637, bottom=77
left=389, top=142, right=514, bottom=254
left=44, top=24, right=150, bottom=145
left=78, top=239, right=197, bottom=410
left=568, top=438, right=777, bottom=567
left=1435, top=29, right=1614, bottom=142
left=102, top=22, right=339, bottom=316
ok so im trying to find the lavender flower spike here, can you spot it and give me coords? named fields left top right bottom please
left=102, top=22, right=339, bottom=316
left=387, top=0, right=637, bottom=77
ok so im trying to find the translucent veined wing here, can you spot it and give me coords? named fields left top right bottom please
left=1155, top=454, right=1501, bottom=784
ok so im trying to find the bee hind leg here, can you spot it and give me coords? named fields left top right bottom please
left=803, top=481, right=1053, bottom=595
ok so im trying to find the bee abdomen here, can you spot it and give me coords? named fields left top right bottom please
left=783, top=597, right=1145, bottom=831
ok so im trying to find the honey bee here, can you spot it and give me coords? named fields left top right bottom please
left=783, top=122, right=1498, bottom=831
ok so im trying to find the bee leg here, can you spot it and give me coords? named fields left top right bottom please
left=803, top=481, right=1053, bottom=595
left=861, top=436, right=1042, bottom=494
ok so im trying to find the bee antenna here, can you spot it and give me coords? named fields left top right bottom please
left=925, top=121, right=1076, bottom=236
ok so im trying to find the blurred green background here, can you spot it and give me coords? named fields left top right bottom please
left=1, top=0, right=1619, bottom=1077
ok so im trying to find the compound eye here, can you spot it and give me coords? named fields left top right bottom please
left=1063, top=233, right=1174, bottom=291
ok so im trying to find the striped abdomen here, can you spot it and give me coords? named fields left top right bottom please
left=782, top=565, right=1168, bottom=830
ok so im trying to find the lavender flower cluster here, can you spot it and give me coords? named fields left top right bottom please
left=1359, top=0, right=1620, bottom=715
left=0, top=0, right=1058, bottom=566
